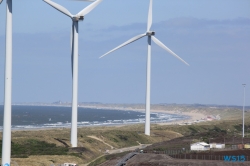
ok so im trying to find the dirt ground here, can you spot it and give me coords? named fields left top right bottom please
left=97, top=158, right=122, bottom=166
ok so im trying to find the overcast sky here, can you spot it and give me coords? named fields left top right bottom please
left=0, top=0, right=249, bottom=105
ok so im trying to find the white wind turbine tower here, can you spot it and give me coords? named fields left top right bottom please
left=1, top=0, right=13, bottom=165
left=44, top=0, right=102, bottom=147
left=100, top=0, right=189, bottom=136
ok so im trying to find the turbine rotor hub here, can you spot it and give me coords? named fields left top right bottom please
left=73, top=16, right=84, bottom=21
left=146, top=31, right=155, bottom=36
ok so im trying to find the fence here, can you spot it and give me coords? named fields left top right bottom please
left=169, top=154, right=250, bottom=161
left=142, top=150, right=250, bottom=161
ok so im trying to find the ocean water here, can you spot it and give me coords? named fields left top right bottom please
left=0, top=105, right=189, bottom=130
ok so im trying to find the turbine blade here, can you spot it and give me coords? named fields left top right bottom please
left=147, top=0, right=153, bottom=31
left=152, top=36, right=189, bottom=66
left=77, top=0, right=102, bottom=17
left=43, top=0, right=73, bottom=18
left=0, top=0, right=3, bottom=4
left=100, top=33, right=147, bottom=58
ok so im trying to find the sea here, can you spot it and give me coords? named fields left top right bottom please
left=0, top=105, right=189, bottom=130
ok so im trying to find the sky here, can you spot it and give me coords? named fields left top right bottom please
left=0, top=0, right=250, bottom=106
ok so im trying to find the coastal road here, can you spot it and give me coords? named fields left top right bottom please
left=87, top=135, right=151, bottom=154
left=107, top=144, right=151, bottom=154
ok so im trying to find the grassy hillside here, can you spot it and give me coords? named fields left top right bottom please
left=0, top=104, right=249, bottom=165
left=0, top=124, right=181, bottom=165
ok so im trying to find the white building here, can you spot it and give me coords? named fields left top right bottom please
left=210, top=143, right=225, bottom=149
left=191, top=142, right=210, bottom=151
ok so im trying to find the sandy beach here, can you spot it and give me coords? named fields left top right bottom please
left=66, top=104, right=207, bottom=126
left=78, top=105, right=206, bottom=126
left=153, top=110, right=205, bottom=125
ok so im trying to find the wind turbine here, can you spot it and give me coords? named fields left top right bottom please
left=43, top=0, right=102, bottom=147
left=1, top=0, right=13, bottom=165
left=100, top=0, right=189, bottom=136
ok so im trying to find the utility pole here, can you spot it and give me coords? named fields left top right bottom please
left=242, top=84, right=246, bottom=138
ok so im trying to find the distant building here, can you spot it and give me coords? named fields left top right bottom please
left=244, top=144, right=250, bottom=149
left=191, top=142, right=210, bottom=151
left=209, top=143, right=225, bottom=149
left=53, top=100, right=62, bottom=104
left=232, top=145, right=238, bottom=149
left=206, top=115, right=220, bottom=121
left=238, top=144, right=244, bottom=149
left=206, top=115, right=214, bottom=121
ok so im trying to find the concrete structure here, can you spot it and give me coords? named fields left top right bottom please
left=191, top=142, right=210, bottom=151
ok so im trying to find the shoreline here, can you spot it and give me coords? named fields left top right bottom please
left=0, top=104, right=207, bottom=131
left=78, top=105, right=206, bottom=125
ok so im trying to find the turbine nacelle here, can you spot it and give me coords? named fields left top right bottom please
left=146, top=31, right=155, bottom=36
left=72, top=16, right=84, bottom=21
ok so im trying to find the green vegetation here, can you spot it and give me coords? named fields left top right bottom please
left=98, top=130, right=151, bottom=148
left=0, top=139, right=68, bottom=158
left=188, top=126, right=199, bottom=135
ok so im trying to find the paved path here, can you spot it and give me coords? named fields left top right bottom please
left=87, top=135, right=151, bottom=154
left=107, top=144, right=151, bottom=154
left=83, top=136, right=151, bottom=166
